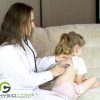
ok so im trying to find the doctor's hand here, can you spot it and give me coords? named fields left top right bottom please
left=58, top=57, right=73, bottom=68
left=55, top=54, right=71, bottom=62
left=49, top=64, right=65, bottom=78
left=49, top=57, right=73, bottom=78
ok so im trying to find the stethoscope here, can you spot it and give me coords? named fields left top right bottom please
left=24, top=38, right=37, bottom=72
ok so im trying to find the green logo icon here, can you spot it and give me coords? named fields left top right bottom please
left=0, top=82, right=11, bottom=93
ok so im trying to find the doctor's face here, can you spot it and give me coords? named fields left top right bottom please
left=26, top=11, right=35, bottom=37
left=29, top=11, right=35, bottom=36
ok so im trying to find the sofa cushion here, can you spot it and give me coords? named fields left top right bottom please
left=78, top=87, right=100, bottom=100
left=31, top=27, right=51, bottom=57
left=45, top=24, right=77, bottom=54
left=45, top=24, right=100, bottom=78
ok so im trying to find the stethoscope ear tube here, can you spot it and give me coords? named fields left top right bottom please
left=24, top=39, right=37, bottom=72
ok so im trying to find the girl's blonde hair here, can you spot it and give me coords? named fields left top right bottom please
left=54, top=31, right=85, bottom=55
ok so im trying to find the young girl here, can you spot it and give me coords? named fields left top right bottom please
left=52, top=32, right=100, bottom=100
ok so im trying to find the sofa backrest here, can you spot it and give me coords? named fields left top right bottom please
left=45, top=24, right=100, bottom=67
left=31, top=24, right=100, bottom=78
left=31, top=27, right=51, bottom=57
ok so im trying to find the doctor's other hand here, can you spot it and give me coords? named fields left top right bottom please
left=58, top=57, right=73, bottom=68
left=55, top=54, right=71, bottom=62
left=49, top=64, right=65, bottom=78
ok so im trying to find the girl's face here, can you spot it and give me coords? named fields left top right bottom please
left=77, top=46, right=84, bottom=56
left=73, top=45, right=84, bottom=56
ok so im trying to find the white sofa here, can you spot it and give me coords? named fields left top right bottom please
left=31, top=24, right=100, bottom=100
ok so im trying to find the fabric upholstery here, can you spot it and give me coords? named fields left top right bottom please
left=31, top=24, right=100, bottom=100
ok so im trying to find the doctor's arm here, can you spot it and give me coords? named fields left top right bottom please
left=0, top=48, right=65, bottom=87
left=36, top=54, right=69, bottom=72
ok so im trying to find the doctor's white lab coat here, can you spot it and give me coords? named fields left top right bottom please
left=0, top=40, right=68, bottom=100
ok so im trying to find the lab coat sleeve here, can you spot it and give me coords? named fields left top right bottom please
left=0, top=46, right=53, bottom=88
left=28, top=40, right=56, bottom=72
left=36, top=56, right=56, bottom=72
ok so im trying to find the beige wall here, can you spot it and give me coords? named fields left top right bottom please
left=0, top=0, right=96, bottom=27
left=0, top=0, right=40, bottom=27
left=42, top=0, right=96, bottom=27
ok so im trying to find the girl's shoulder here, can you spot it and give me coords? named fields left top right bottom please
left=72, top=55, right=83, bottom=61
left=72, top=56, right=85, bottom=65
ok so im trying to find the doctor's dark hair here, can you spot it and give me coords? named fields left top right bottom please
left=54, top=31, right=85, bottom=55
left=0, top=2, right=33, bottom=45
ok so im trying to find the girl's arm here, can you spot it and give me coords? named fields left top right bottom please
left=75, top=74, right=86, bottom=84
left=74, top=57, right=87, bottom=84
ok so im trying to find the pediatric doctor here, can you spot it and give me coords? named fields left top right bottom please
left=0, top=2, right=70, bottom=100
